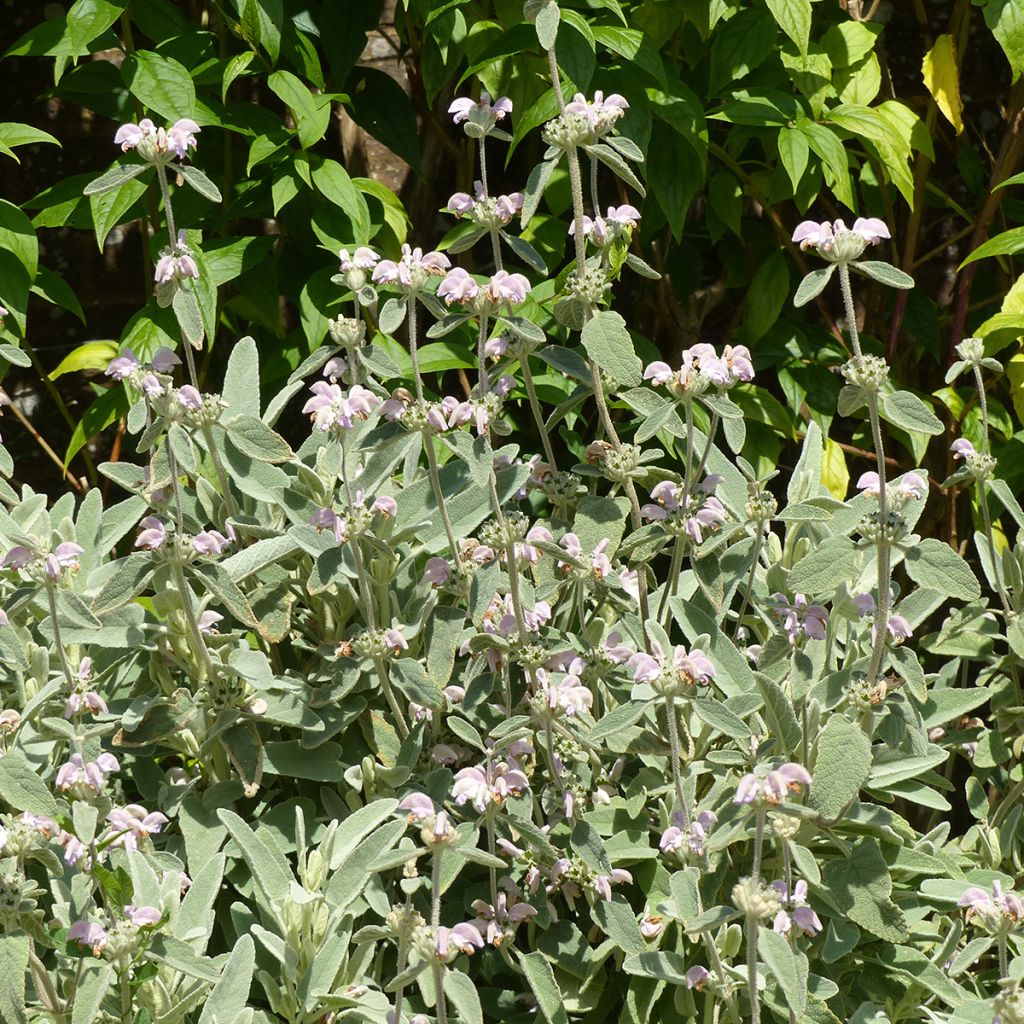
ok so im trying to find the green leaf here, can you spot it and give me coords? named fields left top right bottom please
left=880, top=389, right=943, bottom=435
left=344, top=67, right=422, bottom=175
left=903, top=538, right=981, bottom=600
left=622, top=950, right=690, bottom=984
left=756, top=674, right=802, bottom=757
left=589, top=701, right=646, bottom=742
left=82, top=161, right=150, bottom=198
left=67, top=0, right=124, bottom=55
left=197, top=934, right=254, bottom=1024
left=88, top=171, right=150, bottom=249
left=580, top=310, right=642, bottom=388
left=764, top=0, right=812, bottom=53
left=822, top=838, right=909, bottom=942
left=268, top=70, right=330, bottom=149
left=983, top=0, right=1024, bottom=81
left=91, top=553, right=155, bottom=614
left=221, top=50, right=255, bottom=102
left=70, top=960, right=112, bottom=1024
left=533, top=2, right=560, bottom=51
left=592, top=25, right=667, bottom=88
left=218, top=810, right=292, bottom=905
left=570, top=819, right=612, bottom=875
left=122, top=51, right=196, bottom=120
left=444, top=970, right=483, bottom=1024
left=0, top=345, right=30, bottom=368
left=390, top=659, right=445, bottom=711
left=521, top=952, right=569, bottom=1024
left=593, top=899, right=646, bottom=954
left=0, top=751, right=59, bottom=818
left=779, top=125, right=810, bottom=191
left=379, top=297, right=407, bottom=335
left=241, top=0, right=283, bottom=63
left=0, top=934, right=28, bottom=1024
left=521, top=158, right=557, bottom=225
left=800, top=121, right=854, bottom=208
left=311, top=159, right=371, bottom=242
left=793, top=265, right=835, bottom=307
left=788, top=534, right=860, bottom=594
left=810, top=715, right=871, bottom=820
left=0, top=200, right=38, bottom=280
left=959, top=225, right=1024, bottom=269
left=226, top=415, right=293, bottom=464
left=759, top=927, right=808, bottom=1018
left=172, top=288, right=205, bottom=350
left=0, top=123, right=60, bottom=161
left=222, top=336, right=261, bottom=418
left=744, top=251, right=789, bottom=342
left=177, top=164, right=222, bottom=204
left=50, top=341, right=119, bottom=380
left=852, top=260, right=914, bottom=289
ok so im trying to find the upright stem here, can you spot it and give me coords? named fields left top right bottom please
left=972, top=364, right=1012, bottom=614
left=477, top=316, right=490, bottom=398
left=838, top=264, right=890, bottom=687
left=733, top=527, right=765, bottom=639
left=424, top=435, right=462, bottom=566
left=155, top=163, right=177, bottom=241
left=681, top=398, right=695, bottom=509
left=590, top=157, right=600, bottom=216
left=45, top=586, right=76, bottom=692
left=664, top=696, right=692, bottom=830
left=199, top=423, right=239, bottom=518
left=658, top=539, right=684, bottom=629
left=521, top=354, right=558, bottom=471
left=431, top=849, right=448, bottom=1024
left=340, top=432, right=409, bottom=738
left=998, top=931, right=1009, bottom=980
left=407, top=297, right=425, bottom=403
left=479, top=135, right=489, bottom=196
left=171, top=557, right=217, bottom=683
left=746, top=806, right=767, bottom=1024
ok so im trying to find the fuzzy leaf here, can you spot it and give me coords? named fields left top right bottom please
left=810, top=715, right=872, bottom=820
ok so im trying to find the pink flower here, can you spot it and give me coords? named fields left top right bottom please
left=438, top=268, right=479, bottom=305
left=106, top=348, right=139, bottom=380
left=383, top=628, right=408, bottom=653
left=734, top=763, right=812, bottom=805
left=135, top=516, right=166, bottom=551
left=155, top=231, right=201, bottom=285
left=851, top=217, right=890, bottom=245
left=792, top=217, right=890, bottom=252
left=197, top=610, right=223, bottom=634
left=487, top=270, right=530, bottom=304
left=193, top=530, right=230, bottom=556
left=447, top=190, right=477, bottom=215
left=629, top=640, right=716, bottom=688
left=371, top=244, right=450, bottom=290
left=685, top=966, right=711, bottom=990
left=106, top=805, right=169, bottom=849
left=45, top=542, right=84, bottom=580
left=448, top=92, right=512, bottom=126
left=564, top=91, right=629, bottom=133
left=176, top=385, right=203, bottom=410
left=371, top=496, right=398, bottom=518
left=151, top=347, right=181, bottom=373
left=2, top=546, right=34, bottom=569
left=951, top=438, right=976, bottom=459
left=770, top=593, right=829, bottom=644
left=114, top=119, right=152, bottom=151
left=398, top=792, right=435, bottom=822
left=423, top=557, right=451, bottom=587
left=339, top=247, right=379, bottom=272
left=69, top=921, right=109, bottom=956
left=167, top=118, right=200, bottom=159
left=771, top=879, right=823, bottom=936
left=125, top=904, right=162, bottom=927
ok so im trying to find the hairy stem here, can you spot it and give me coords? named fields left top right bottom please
left=431, top=848, right=448, bottom=1024
left=665, top=696, right=692, bottom=830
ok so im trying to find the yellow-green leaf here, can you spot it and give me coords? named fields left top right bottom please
left=820, top=437, right=849, bottom=500
left=922, top=35, right=963, bottom=135
left=49, top=340, right=119, bottom=380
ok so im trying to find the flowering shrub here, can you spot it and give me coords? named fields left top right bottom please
left=1, top=3, right=1024, bottom=1024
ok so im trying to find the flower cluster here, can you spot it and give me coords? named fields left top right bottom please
left=734, top=763, right=812, bottom=806
left=372, top=244, right=450, bottom=292
left=114, top=118, right=200, bottom=161
left=302, top=382, right=381, bottom=432
left=640, top=477, right=727, bottom=544
left=438, top=268, right=531, bottom=309
left=770, top=592, right=829, bottom=644
left=792, top=217, right=890, bottom=262
left=447, top=181, right=524, bottom=228
left=644, top=343, right=755, bottom=396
